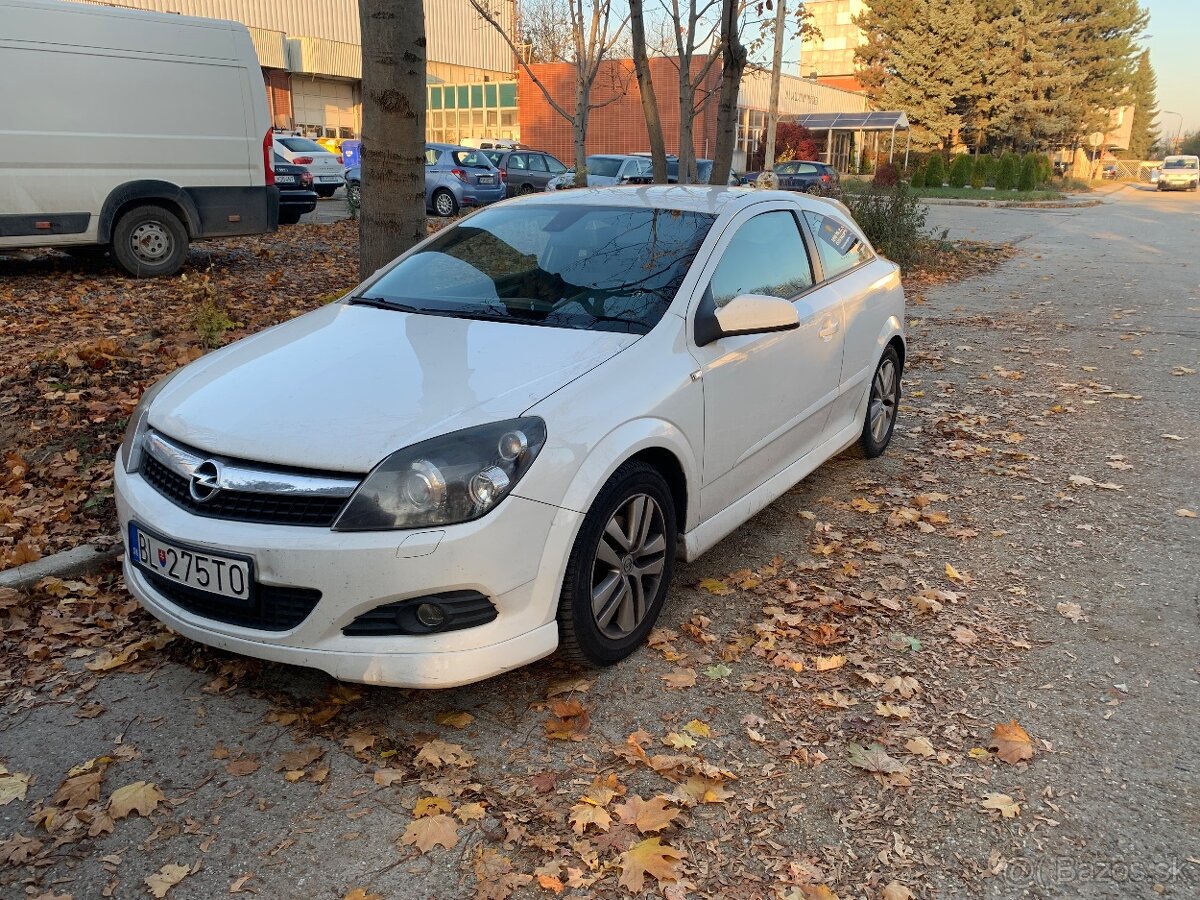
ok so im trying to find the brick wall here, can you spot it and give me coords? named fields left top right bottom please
left=263, top=68, right=293, bottom=129
left=519, top=57, right=722, bottom=166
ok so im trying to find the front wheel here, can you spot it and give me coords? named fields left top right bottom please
left=557, top=462, right=677, bottom=666
left=857, top=346, right=902, bottom=458
left=110, top=204, right=188, bottom=277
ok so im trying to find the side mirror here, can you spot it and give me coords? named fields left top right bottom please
left=711, top=294, right=799, bottom=340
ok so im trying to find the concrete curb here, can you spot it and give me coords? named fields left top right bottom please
left=919, top=197, right=1104, bottom=209
left=0, top=543, right=122, bottom=591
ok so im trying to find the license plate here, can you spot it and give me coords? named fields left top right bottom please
left=129, top=523, right=251, bottom=601
left=275, top=175, right=296, bottom=184
left=478, top=176, right=494, bottom=184
left=318, top=175, right=341, bottom=183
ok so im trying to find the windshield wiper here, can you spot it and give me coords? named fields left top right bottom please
left=347, top=296, right=424, bottom=313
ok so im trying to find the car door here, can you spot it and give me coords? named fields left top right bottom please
left=801, top=208, right=896, bottom=434
left=506, top=152, right=530, bottom=194
left=795, top=163, right=820, bottom=192
left=688, top=205, right=846, bottom=519
left=544, top=153, right=567, bottom=186
left=423, top=147, right=441, bottom=207
left=526, top=153, right=552, bottom=190
left=774, top=162, right=798, bottom=189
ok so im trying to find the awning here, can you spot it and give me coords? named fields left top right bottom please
left=786, top=111, right=909, bottom=131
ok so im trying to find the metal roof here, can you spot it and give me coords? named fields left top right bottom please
left=787, top=111, right=910, bottom=131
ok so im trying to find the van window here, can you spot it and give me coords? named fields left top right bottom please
left=278, top=137, right=326, bottom=153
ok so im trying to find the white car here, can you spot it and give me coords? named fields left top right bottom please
left=272, top=136, right=344, bottom=197
left=114, top=187, right=905, bottom=688
left=546, top=155, right=654, bottom=190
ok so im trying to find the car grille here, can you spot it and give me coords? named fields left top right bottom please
left=142, top=454, right=349, bottom=528
left=141, top=568, right=320, bottom=631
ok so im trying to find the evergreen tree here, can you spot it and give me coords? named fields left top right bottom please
left=909, top=164, right=925, bottom=188
left=949, top=153, right=974, bottom=187
left=995, top=151, right=1020, bottom=189
left=856, top=0, right=985, bottom=150
left=1127, top=50, right=1158, bottom=158
left=924, top=154, right=946, bottom=187
left=1018, top=153, right=1039, bottom=190
left=970, top=154, right=989, bottom=187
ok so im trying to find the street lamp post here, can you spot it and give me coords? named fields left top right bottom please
left=1161, top=111, right=1183, bottom=155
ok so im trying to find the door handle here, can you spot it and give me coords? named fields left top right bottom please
left=819, top=320, right=840, bottom=341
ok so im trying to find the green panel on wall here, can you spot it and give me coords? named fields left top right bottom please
left=499, top=83, right=517, bottom=107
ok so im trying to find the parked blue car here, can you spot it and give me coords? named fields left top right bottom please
left=343, top=143, right=507, bottom=216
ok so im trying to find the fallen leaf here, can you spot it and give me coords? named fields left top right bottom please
left=846, top=743, right=906, bottom=774
left=989, top=720, right=1035, bottom=764
left=813, top=654, right=847, bottom=671
left=569, top=802, right=612, bottom=835
left=277, top=746, right=323, bottom=771
left=905, top=736, right=935, bottom=758
left=145, top=863, right=190, bottom=898
left=875, top=702, right=911, bottom=719
left=661, top=668, right=697, bottom=690
left=108, top=780, right=164, bottom=819
left=455, top=801, right=486, bottom=823
left=536, top=873, right=565, bottom=894
left=413, top=796, right=452, bottom=817
left=414, top=739, right=474, bottom=769
left=1161, top=434, right=1183, bottom=441
left=980, top=793, right=1021, bottom=818
left=1056, top=602, right=1085, bottom=623
left=944, top=563, right=968, bottom=582
left=0, top=833, right=43, bottom=864
left=703, top=663, right=732, bottom=680
left=373, top=769, right=406, bottom=787
left=543, top=699, right=591, bottom=741
left=882, top=881, right=914, bottom=900
left=545, top=675, right=593, bottom=697
left=0, top=768, right=32, bottom=806
left=230, top=874, right=257, bottom=894
left=697, top=578, right=733, bottom=595
left=675, top=775, right=734, bottom=805
left=399, top=813, right=458, bottom=852
left=851, top=497, right=880, bottom=513
left=434, top=710, right=474, bottom=729
left=682, top=719, right=710, bottom=738
left=225, top=757, right=260, bottom=777
left=663, top=732, right=696, bottom=750
left=882, top=675, right=920, bottom=698
left=343, top=731, right=377, bottom=754
left=343, top=890, right=383, bottom=900
left=614, top=795, right=681, bottom=833
left=617, top=837, right=686, bottom=893
left=1176, top=508, right=1197, bottom=518
left=53, top=771, right=102, bottom=810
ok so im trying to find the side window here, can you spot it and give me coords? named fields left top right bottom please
left=509, top=154, right=528, bottom=170
left=527, top=154, right=548, bottom=172
left=424, top=148, right=439, bottom=166
left=709, top=211, right=814, bottom=307
left=797, top=163, right=818, bottom=175
left=803, top=211, right=872, bottom=279
left=545, top=155, right=567, bottom=174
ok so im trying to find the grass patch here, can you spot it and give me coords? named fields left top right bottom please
left=843, top=179, right=1064, bottom=202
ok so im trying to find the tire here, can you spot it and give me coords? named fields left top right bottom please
left=557, top=461, right=678, bottom=666
left=805, top=183, right=824, bottom=195
left=857, top=346, right=902, bottom=458
left=110, top=204, right=188, bottom=278
left=346, top=182, right=361, bottom=205
left=315, top=186, right=337, bottom=198
left=518, top=183, right=535, bottom=195
left=432, top=189, right=458, bottom=217
left=278, top=209, right=302, bottom=225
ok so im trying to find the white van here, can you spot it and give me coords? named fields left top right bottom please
left=0, top=0, right=278, bottom=276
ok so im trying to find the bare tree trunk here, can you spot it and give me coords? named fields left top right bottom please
left=762, top=0, right=787, bottom=173
left=357, top=0, right=426, bottom=279
left=678, top=78, right=696, bottom=184
left=629, top=0, right=667, bottom=183
left=573, top=80, right=590, bottom=186
left=710, top=0, right=746, bottom=183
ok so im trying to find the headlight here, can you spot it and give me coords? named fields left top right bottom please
left=332, top=417, right=547, bottom=531
left=119, top=369, right=182, bottom=473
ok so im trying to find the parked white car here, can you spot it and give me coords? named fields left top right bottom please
left=115, top=186, right=905, bottom=688
left=0, top=0, right=278, bottom=277
left=546, top=155, right=654, bottom=190
left=273, top=136, right=344, bottom=197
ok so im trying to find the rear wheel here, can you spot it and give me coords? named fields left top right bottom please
left=432, top=189, right=458, bottom=217
left=346, top=181, right=361, bottom=205
left=110, top=204, right=188, bottom=278
left=557, top=462, right=677, bottom=666
left=518, top=183, right=535, bottom=195
left=857, top=346, right=902, bottom=458
left=805, top=183, right=824, bottom=195
left=278, top=209, right=302, bottom=225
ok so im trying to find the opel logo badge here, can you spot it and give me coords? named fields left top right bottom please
left=189, top=460, right=222, bottom=503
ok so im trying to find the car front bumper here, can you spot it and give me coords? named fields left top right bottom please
left=114, top=460, right=581, bottom=687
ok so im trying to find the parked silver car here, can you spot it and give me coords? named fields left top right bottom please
left=546, top=155, right=653, bottom=190
left=344, top=144, right=508, bottom=216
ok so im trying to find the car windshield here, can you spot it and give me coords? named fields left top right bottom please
left=588, top=157, right=624, bottom=177
left=278, top=137, right=326, bottom=153
left=452, top=150, right=492, bottom=168
left=355, top=204, right=715, bottom=334
left=1164, top=159, right=1197, bottom=169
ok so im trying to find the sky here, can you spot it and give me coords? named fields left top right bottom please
left=1142, top=0, right=1199, bottom=140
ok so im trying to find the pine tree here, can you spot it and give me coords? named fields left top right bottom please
left=909, top=164, right=925, bottom=188
left=1127, top=50, right=1158, bottom=159
left=970, top=154, right=989, bottom=188
left=856, top=0, right=985, bottom=150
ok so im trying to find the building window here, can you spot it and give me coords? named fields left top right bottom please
left=485, top=83, right=498, bottom=107
left=430, top=87, right=442, bottom=109
left=499, top=83, right=517, bottom=106
left=457, top=86, right=469, bottom=108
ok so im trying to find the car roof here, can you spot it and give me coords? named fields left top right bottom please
left=427, top=142, right=477, bottom=151
left=504, top=184, right=834, bottom=216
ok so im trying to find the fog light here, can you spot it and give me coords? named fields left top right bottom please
left=415, top=602, right=446, bottom=628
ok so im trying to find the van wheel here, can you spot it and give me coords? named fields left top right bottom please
left=111, top=205, right=188, bottom=277
left=557, top=461, right=677, bottom=666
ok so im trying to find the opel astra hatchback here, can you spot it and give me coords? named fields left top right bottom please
left=115, top=186, right=905, bottom=688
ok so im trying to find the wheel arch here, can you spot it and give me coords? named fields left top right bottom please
left=98, top=181, right=201, bottom=242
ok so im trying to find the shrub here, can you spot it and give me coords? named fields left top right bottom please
left=908, top=165, right=925, bottom=188
left=193, top=300, right=235, bottom=348
left=843, top=182, right=929, bottom=273
left=970, top=155, right=987, bottom=188
left=923, top=154, right=946, bottom=187
left=977, top=154, right=997, bottom=187
left=873, top=162, right=900, bottom=187
left=995, top=152, right=1020, bottom=190
left=948, top=153, right=974, bottom=188
left=1018, top=154, right=1039, bottom=191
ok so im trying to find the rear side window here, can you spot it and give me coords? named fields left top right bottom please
left=278, top=137, right=326, bottom=153
left=804, top=211, right=872, bottom=279
left=545, top=156, right=567, bottom=174
left=527, top=154, right=547, bottom=172
left=482, top=150, right=504, bottom=166
left=709, top=211, right=814, bottom=307
left=425, top=148, right=440, bottom=165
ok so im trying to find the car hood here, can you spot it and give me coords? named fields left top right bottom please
left=149, top=302, right=638, bottom=472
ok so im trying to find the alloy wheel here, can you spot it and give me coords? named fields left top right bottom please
left=590, top=494, right=667, bottom=639
left=869, top=357, right=899, bottom=444
left=435, top=192, right=455, bottom=216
